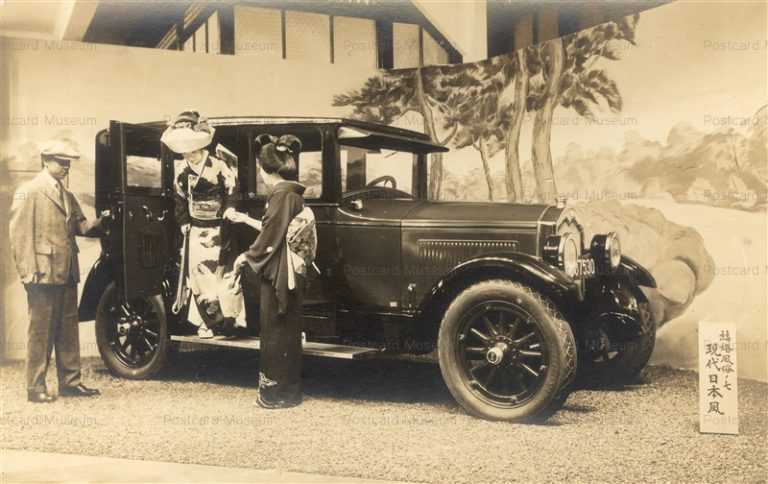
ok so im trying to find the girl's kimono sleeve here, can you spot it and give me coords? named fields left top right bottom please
left=217, top=157, right=239, bottom=214
left=242, top=191, right=302, bottom=277
left=174, top=171, right=191, bottom=227
left=217, top=158, right=240, bottom=267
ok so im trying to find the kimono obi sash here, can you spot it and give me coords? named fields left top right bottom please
left=188, top=194, right=223, bottom=222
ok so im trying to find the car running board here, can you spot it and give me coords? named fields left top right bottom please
left=170, top=335, right=382, bottom=360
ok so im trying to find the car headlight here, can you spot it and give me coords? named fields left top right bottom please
left=590, top=232, right=622, bottom=273
left=543, top=233, right=580, bottom=278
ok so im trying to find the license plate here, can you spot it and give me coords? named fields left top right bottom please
left=577, top=257, right=596, bottom=278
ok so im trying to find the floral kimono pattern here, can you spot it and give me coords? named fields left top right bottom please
left=174, top=151, right=244, bottom=328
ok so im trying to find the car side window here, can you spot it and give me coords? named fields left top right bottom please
left=299, top=151, right=322, bottom=198
left=122, top=124, right=164, bottom=193
left=126, top=155, right=162, bottom=189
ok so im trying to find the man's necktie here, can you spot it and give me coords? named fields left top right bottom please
left=56, top=182, right=70, bottom=218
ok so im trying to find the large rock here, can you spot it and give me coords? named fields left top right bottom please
left=568, top=200, right=716, bottom=326
left=652, top=260, right=696, bottom=305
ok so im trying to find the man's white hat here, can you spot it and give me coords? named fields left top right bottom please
left=40, top=140, right=80, bottom=160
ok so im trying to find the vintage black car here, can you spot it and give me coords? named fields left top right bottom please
left=78, top=116, right=657, bottom=421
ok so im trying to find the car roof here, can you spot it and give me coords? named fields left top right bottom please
left=132, top=116, right=448, bottom=154
left=136, top=116, right=432, bottom=142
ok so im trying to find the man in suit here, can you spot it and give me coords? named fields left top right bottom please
left=9, top=141, right=105, bottom=403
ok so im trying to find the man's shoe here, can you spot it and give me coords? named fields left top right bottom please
left=27, top=391, right=56, bottom=403
left=255, top=394, right=301, bottom=409
left=59, top=384, right=100, bottom=397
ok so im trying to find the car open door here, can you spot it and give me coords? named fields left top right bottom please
left=110, top=121, right=175, bottom=301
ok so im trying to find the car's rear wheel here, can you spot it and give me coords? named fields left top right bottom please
left=437, top=280, right=577, bottom=421
left=96, top=282, right=169, bottom=379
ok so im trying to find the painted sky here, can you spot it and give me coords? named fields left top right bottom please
left=547, top=0, right=767, bottom=160
left=440, top=1, right=767, bottom=177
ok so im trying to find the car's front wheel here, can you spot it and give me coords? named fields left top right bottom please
left=95, top=282, right=169, bottom=379
left=437, top=280, right=577, bottom=421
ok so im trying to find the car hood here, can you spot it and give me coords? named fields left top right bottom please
left=403, top=201, right=563, bottom=227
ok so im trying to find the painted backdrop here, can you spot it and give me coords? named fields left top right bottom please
left=333, top=1, right=767, bottom=381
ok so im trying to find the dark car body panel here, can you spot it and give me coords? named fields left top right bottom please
left=78, top=255, right=113, bottom=322
left=619, top=255, right=657, bottom=288
left=335, top=200, right=415, bottom=310
left=402, top=226, right=538, bottom=307
left=403, top=202, right=556, bottom=225
left=111, top=121, right=175, bottom=300
left=399, top=202, right=564, bottom=311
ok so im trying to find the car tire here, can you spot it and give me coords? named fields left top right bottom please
left=533, top=342, right=580, bottom=422
left=437, top=280, right=577, bottom=421
left=580, top=301, right=656, bottom=382
left=96, top=282, right=169, bottom=379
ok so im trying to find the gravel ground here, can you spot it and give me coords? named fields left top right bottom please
left=1, top=351, right=766, bottom=484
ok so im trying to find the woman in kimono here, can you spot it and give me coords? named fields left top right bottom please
left=234, top=134, right=306, bottom=408
left=161, top=111, right=246, bottom=338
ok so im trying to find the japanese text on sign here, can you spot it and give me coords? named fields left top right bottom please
left=699, top=322, right=739, bottom=435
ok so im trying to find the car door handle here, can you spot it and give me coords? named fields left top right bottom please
left=141, top=205, right=153, bottom=221
left=139, top=205, right=168, bottom=222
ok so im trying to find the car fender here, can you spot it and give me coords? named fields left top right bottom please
left=618, top=255, right=656, bottom=288
left=78, top=256, right=114, bottom=322
left=416, top=253, right=580, bottom=321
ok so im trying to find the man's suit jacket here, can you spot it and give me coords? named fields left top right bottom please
left=9, top=170, right=100, bottom=285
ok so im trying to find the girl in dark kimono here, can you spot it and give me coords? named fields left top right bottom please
left=234, top=134, right=306, bottom=409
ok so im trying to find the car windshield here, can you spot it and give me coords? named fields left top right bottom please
left=340, top=144, right=416, bottom=198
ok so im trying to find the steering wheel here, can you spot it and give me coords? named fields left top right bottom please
left=366, top=175, right=397, bottom=189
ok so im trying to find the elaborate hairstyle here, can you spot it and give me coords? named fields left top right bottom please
left=254, top=133, right=302, bottom=180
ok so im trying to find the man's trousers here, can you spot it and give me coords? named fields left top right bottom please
left=25, top=283, right=81, bottom=393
